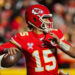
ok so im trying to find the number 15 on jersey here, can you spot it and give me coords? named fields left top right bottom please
left=32, top=50, right=56, bottom=72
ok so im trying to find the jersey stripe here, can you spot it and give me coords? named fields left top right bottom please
left=10, top=38, right=22, bottom=49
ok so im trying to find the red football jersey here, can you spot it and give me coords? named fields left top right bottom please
left=9, top=29, right=65, bottom=75
left=0, top=29, right=71, bottom=75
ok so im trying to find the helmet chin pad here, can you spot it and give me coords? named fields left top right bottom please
left=44, top=28, right=52, bottom=33
left=40, top=26, right=52, bottom=33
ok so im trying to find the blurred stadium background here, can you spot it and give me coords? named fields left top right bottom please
left=0, top=0, right=75, bottom=75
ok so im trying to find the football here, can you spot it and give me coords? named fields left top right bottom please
left=1, top=51, right=22, bottom=68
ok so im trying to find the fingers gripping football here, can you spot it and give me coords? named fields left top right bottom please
left=1, top=48, right=22, bottom=68
left=7, top=47, right=20, bottom=55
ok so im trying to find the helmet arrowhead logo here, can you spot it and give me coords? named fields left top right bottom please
left=32, top=8, right=43, bottom=15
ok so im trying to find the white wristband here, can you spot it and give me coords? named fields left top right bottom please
left=59, top=41, right=70, bottom=51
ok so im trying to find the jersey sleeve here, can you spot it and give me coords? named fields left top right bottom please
left=58, top=30, right=71, bottom=49
left=10, top=33, right=23, bottom=49
left=52, top=29, right=64, bottom=40
left=0, top=42, right=17, bottom=55
left=52, top=29, right=71, bottom=47
left=57, top=29, right=71, bottom=46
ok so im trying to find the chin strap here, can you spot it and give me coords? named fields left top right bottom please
left=44, top=28, right=52, bottom=33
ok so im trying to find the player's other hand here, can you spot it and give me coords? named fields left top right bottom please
left=6, top=47, right=20, bottom=55
left=49, top=31, right=60, bottom=45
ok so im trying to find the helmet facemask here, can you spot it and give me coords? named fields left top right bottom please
left=39, top=14, right=53, bottom=33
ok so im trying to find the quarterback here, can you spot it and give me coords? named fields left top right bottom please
left=0, top=4, right=75, bottom=75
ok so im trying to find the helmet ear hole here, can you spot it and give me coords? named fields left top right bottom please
left=33, top=18, right=36, bottom=22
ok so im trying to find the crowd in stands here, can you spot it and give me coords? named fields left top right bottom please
left=0, top=0, right=75, bottom=68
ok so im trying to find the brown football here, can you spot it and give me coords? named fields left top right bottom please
left=1, top=51, right=22, bottom=68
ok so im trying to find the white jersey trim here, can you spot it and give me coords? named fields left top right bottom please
left=10, top=38, right=22, bottom=48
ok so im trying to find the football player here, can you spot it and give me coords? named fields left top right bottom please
left=0, top=4, right=75, bottom=75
